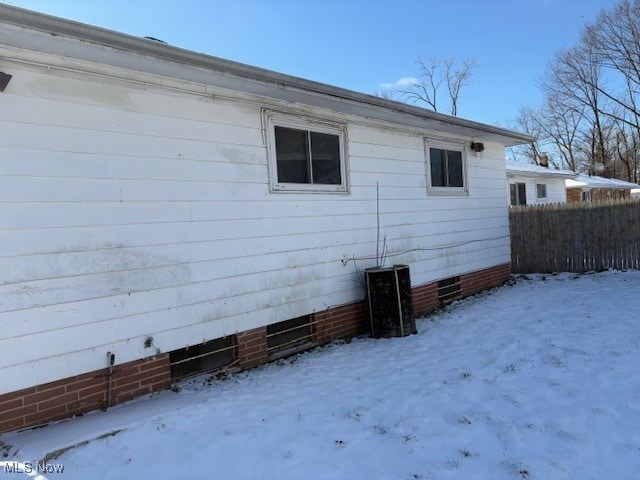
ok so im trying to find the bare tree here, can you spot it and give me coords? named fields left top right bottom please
left=510, top=106, right=545, bottom=164
left=445, top=57, right=478, bottom=116
left=510, top=97, right=585, bottom=171
left=612, top=117, right=640, bottom=182
left=541, top=95, right=585, bottom=171
left=373, top=88, right=398, bottom=101
left=542, top=40, right=612, bottom=172
left=512, top=0, right=640, bottom=182
left=383, top=55, right=477, bottom=116
left=397, top=56, right=442, bottom=111
left=584, top=0, right=640, bottom=129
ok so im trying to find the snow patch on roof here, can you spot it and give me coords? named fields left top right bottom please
left=566, top=173, right=640, bottom=189
left=505, top=161, right=577, bottom=178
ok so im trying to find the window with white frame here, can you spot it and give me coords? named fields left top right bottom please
left=265, top=112, right=348, bottom=193
left=425, top=141, right=467, bottom=194
left=536, top=183, right=547, bottom=199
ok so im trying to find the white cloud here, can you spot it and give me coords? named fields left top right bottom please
left=379, top=76, right=419, bottom=90
left=396, top=76, right=419, bottom=87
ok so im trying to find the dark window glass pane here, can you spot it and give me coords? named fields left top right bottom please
left=430, top=148, right=445, bottom=187
left=275, top=126, right=310, bottom=183
left=510, top=184, right=517, bottom=206
left=517, top=183, right=527, bottom=205
left=446, top=150, right=463, bottom=187
left=536, top=183, right=546, bottom=198
left=310, top=132, right=341, bottom=184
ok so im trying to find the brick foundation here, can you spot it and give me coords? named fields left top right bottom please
left=314, top=301, right=369, bottom=343
left=0, top=355, right=170, bottom=433
left=567, top=188, right=582, bottom=203
left=568, top=187, right=631, bottom=203
left=236, top=327, right=269, bottom=370
left=412, top=282, right=439, bottom=317
left=460, top=263, right=511, bottom=297
left=0, top=263, right=510, bottom=434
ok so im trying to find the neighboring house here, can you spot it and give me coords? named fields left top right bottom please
left=566, top=174, right=640, bottom=202
left=506, top=161, right=577, bottom=206
left=0, top=5, right=532, bottom=433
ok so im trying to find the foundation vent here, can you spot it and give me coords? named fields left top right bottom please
left=437, top=276, right=462, bottom=305
left=169, top=336, right=236, bottom=381
left=267, top=314, right=316, bottom=359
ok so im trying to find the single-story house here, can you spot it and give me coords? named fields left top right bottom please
left=506, top=160, right=577, bottom=206
left=566, top=173, right=640, bottom=202
left=0, top=5, right=532, bottom=433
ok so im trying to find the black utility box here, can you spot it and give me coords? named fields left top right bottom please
left=365, top=264, right=417, bottom=338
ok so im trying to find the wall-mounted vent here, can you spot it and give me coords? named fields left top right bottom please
left=169, top=336, right=236, bottom=381
left=437, top=276, right=461, bottom=305
left=266, top=314, right=315, bottom=359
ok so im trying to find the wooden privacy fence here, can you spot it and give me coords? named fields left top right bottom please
left=509, top=199, right=640, bottom=273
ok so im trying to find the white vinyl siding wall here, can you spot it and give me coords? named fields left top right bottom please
left=0, top=62, right=511, bottom=394
left=507, top=174, right=568, bottom=205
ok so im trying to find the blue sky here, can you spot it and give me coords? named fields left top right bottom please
left=4, top=0, right=615, bottom=128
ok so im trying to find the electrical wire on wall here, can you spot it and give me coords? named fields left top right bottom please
left=341, top=234, right=511, bottom=267
left=344, top=181, right=510, bottom=267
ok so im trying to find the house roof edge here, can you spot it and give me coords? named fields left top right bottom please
left=0, top=4, right=534, bottom=146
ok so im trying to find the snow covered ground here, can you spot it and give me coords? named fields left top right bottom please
left=2, top=271, right=640, bottom=480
